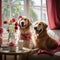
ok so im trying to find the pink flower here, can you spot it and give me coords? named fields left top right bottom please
left=7, top=28, right=9, bottom=32
left=3, top=20, right=8, bottom=24
left=0, top=27, right=3, bottom=34
left=15, top=26, right=18, bottom=30
left=14, top=26, right=18, bottom=32
left=9, top=42, right=16, bottom=46
left=18, top=16, right=22, bottom=19
left=10, top=17, right=16, bottom=23
left=15, top=22, right=18, bottom=26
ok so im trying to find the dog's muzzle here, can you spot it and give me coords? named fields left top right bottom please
left=34, top=27, right=37, bottom=30
left=34, top=27, right=43, bottom=34
left=21, top=21, right=25, bottom=27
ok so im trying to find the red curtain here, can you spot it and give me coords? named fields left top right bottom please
left=0, top=0, right=2, bottom=46
left=0, top=0, right=3, bottom=35
left=0, top=0, right=2, bottom=27
left=46, top=0, right=60, bottom=29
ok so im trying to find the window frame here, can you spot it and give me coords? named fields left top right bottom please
left=24, top=0, right=30, bottom=18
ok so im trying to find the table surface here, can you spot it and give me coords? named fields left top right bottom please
left=0, top=47, right=32, bottom=55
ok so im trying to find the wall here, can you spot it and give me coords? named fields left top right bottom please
left=52, top=30, right=60, bottom=39
left=48, top=30, right=60, bottom=40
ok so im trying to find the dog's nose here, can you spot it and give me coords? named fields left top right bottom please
left=21, top=21, right=24, bottom=24
left=21, top=22, right=24, bottom=26
left=34, top=27, right=37, bottom=30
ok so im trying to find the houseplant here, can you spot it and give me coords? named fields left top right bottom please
left=3, top=17, right=18, bottom=42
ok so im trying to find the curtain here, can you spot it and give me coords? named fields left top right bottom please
left=0, top=0, right=2, bottom=46
left=0, top=0, right=3, bottom=35
left=0, top=0, right=2, bottom=27
left=46, top=0, right=60, bottom=29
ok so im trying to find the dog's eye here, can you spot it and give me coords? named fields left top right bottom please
left=39, top=24, right=41, bottom=25
left=24, top=19, right=26, bottom=20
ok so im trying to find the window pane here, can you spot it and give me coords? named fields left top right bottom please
left=42, top=0, right=46, bottom=6
left=2, top=4, right=10, bottom=20
left=31, top=0, right=41, bottom=6
left=30, top=7, right=41, bottom=22
left=30, top=0, right=48, bottom=24
left=2, top=0, right=24, bottom=27
left=2, top=0, right=24, bottom=20
left=42, top=8, right=47, bottom=21
left=30, top=0, right=41, bottom=22
left=42, top=1, right=48, bottom=24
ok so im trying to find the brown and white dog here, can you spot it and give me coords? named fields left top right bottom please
left=18, top=16, right=32, bottom=48
left=33, top=21, right=58, bottom=50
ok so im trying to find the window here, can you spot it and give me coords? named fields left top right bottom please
left=30, top=0, right=48, bottom=23
left=42, top=0, right=48, bottom=23
left=2, top=0, right=24, bottom=22
left=30, top=0, right=41, bottom=22
left=2, top=0, right=48, bottom=24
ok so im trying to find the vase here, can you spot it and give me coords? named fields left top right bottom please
left=8, top=32, right=15, bottom=42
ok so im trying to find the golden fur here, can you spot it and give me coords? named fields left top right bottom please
left=33, top=21, right=58, bottom=50
left=19, top=17, right=32, bottom=48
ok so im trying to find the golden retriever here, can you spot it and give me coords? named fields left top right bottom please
left=33, top=21, right=58, bottom=50
left=19, top=16, right=32, bottom=48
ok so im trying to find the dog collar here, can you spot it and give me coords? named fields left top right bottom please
left=20, top=33, right=31, bottom=41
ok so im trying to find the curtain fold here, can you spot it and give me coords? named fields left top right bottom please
left=46, top=0, right=60, bottom=29
left=0, top=0, right=2, bottom=46
left=0, top=0, right=2, bottom=27
left=0, top=0, right=2, bottom=36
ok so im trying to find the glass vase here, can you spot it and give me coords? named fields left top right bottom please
left=8, top=32, right=15, bottom=43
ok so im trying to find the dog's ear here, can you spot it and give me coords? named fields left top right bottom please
left=43, top=22, right=48, bottom=29
left=28, top=19, right=32, bottom=26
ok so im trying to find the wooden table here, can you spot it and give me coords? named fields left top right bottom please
left=0, top=47, right=31, bottom=60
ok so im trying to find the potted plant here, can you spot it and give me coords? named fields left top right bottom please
left=3, top=18, right=18, bottom=42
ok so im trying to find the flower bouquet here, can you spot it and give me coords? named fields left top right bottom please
left=3, top=18, right=18, bottom=42
left=3, top=17, right=18, bottom=32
